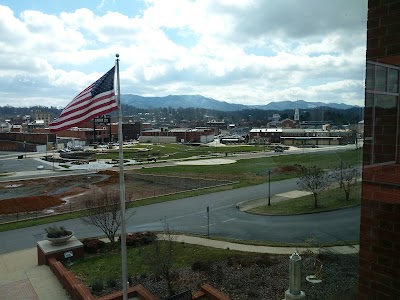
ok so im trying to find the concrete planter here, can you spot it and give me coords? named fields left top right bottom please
left=46, top=231, right=74, bottom=245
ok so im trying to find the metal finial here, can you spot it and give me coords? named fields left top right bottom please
left=116, top=53, right=119, bottom=58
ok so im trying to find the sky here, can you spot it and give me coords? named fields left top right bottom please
left=0, top=0, right=368, bottom=108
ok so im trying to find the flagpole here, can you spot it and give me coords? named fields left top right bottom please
left=116, top=53, right=128, bottom=300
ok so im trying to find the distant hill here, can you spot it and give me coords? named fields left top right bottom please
left=121, top=94, right=358, bottom=111
left=252, top=100, right=356, bottom=110
left=121, top=94, right=248, bottom=111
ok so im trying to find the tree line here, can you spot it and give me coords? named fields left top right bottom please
left=0, top=104, right=363, bottom=126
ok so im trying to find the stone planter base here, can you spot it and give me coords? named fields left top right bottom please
left=37, top=236, right=84, bottom=266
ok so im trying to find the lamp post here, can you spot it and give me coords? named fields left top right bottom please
left=24, top=141, right=26, bottom=158
left=267, top=169, right=272, bottom=206
left=207, top=206, right=210, bottom=238
left=52, top=143, right=55, bottom=171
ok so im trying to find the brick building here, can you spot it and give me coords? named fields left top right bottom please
left=34, top=111, right=52, bottom=127
left=249, top=128, right=356, bottom=145
left=140, top=127, right=215, bottom=144
left=358, top=0, right=400, bottom=299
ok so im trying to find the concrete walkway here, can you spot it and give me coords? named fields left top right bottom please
left=0, top=248, right=69, bottom=300
left=0, top=235, right=359, bottom=300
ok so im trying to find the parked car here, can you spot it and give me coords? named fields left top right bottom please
left=274, top=146, right=284, bottom=152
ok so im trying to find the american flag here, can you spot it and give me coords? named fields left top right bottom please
left=49, top=67, right=118, bottom=132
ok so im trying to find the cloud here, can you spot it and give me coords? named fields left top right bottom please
left=0, top=1, right=368, bottom=108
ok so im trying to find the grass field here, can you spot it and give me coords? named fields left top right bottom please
left=137, top=148, right=362, bottom=186
left=95, top=143, right=273, bottom=160
left=250, top=183, right=361, bottom=215
left=69, top=241, right=254, bottom=284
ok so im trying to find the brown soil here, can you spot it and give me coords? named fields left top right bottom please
left=0, top=173, right=109, bottom=215
left=0, top=170, right=199, bottom=217
left=0, top=195, right=64, bottom=214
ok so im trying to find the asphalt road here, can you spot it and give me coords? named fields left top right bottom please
left=0, top=178, right=360, bottom=254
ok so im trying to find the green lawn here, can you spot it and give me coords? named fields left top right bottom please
left=250, top=183, right=361, bottom=215
left=68, top=242, right=255, bottom=284
left=95, top=143, right=273, bottom=160
left=138, top=148, right=362, bottom=186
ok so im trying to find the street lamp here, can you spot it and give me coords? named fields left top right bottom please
left=267, top=169, right=272, bottom=206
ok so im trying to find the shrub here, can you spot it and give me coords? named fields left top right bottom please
left=45, top=226, right=72, bottom=238
left=91, top=279, right=103, bottom=293
left=227, top=255, right=254, bottom=268
left=255, top=254, right=273, bottom=267
left=106, top=277, right=117, bottom=288
left=191, top=260, right=212, bottom=272
left=81, top=238, right=106, bottom=254
left=118, top=231, right=157, bottom=247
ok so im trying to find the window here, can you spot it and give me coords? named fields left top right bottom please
left=365, top=61, right=400, bottom=165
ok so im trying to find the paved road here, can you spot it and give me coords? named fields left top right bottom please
left=0, top=178, right=360, bottom=254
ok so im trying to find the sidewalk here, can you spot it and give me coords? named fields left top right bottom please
left=0, top=247, right=69, bottom=300
left=0, top=235, right=359, bottom=300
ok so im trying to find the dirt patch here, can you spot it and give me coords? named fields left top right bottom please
left=0, top=170, right=228, bottom=221
left=0, top=174, right=108, bottom=217
left=274, top=165, right=299, bottom=173
left=0, top=195, right=64, bottom=214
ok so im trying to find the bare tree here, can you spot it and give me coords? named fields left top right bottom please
left=82, top=188, right=131, bottom=243
left=142, top=219, right=176, bottom=296
left=334, top=161, right=359, bottom=201
left=295, top=165, right=331, bottom=208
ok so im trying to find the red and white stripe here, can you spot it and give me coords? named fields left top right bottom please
left=49, top=84, right=117, bottom=132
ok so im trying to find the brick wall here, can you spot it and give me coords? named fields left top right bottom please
left=359, top=1, right=400, bottom=298
left=367, top=0, right=400, bottom=64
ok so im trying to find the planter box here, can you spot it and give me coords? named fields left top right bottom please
left=37, top=236, right=84, bottom=266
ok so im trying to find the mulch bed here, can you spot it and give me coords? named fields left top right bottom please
left=81, top=250, right=358, bottom=300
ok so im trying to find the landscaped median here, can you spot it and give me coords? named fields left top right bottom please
left=241, top=183, right=361, bottom=215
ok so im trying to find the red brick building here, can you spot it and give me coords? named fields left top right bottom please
left=358, top=0, right=400, bottom=299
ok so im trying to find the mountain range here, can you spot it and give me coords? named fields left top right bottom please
left=121, top=94, right=358, bottom=111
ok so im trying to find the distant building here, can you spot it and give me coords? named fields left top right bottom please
left=299, top=120, right=335, bottom=129
left=249, top=128, right=282, bottom=144
left=206, top=121, right=226, bottom=134
left=0, top=122, right=11, bottom=133
left=35, top=111, right=52, bottom=127
left=249, top=128, right=356, bottom=145
left=140, top=127, right=214, bottom=144
left=294, top=108, right=300, bottom=121
left=281, top=118, right=297, bottom=128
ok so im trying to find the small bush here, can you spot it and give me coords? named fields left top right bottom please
left=192, top=260, right=212, bottom=272
left=118, top=231, right=157, bottom=247
left=106, top=277, right=117, bottom=288
left=91, top=279, right=103, bottom=293
left=81, top=238, right=106, bottom=254
left=45, top=226, right=72, bottom=238
left=255, top=254, right=273, bottom=267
